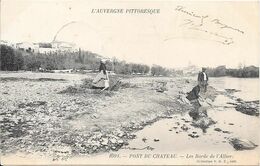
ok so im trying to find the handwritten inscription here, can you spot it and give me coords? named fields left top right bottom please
left=173, top=5, right=244, bottom=45
left=211, top=19, right=244, bottom=34
left=176, top=5, right=208, bottom=27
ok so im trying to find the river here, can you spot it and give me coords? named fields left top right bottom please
left=209, top=77, right=259, bottom=101
left=102, top=77, right=260, bottom=165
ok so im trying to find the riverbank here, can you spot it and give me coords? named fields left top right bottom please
left=0, top=72, right=203, bottom=162
left=1, top=72, right=259, bottom=165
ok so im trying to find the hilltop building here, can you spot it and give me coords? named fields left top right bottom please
left=182, top=64, right=200, bottom=76
left=52, top=41, right=77, bottom=53
left=1, top=40, right=78, bottom=54
left=1, top=40, right=16, bottom=48
left=16, top=42, right=39, bottom=52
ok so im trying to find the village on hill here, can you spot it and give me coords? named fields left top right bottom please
left=1, top=40, right=78, bottom=54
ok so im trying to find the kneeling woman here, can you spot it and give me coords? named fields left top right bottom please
left=92, top=59, right=109, bottom=91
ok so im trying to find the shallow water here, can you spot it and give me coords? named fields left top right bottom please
left=210, top=77, right=259, bottom=101
left=112, top=77, right=260, bottom=164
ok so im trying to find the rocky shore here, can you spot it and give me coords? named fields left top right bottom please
left=0, top=72, right=194, bottom=160
left=224, top=89, right=259, bottom=116
left=1, top=72, right=258, bottom=161
left=182, top=86, right=259, bottom=151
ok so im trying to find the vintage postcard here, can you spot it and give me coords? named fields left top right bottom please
left=0, top=0, right=259, bottom=165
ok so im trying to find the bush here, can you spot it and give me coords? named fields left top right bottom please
left=151, top=64, right=172, bottom=76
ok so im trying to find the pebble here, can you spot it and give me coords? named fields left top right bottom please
left=188, top=133, right=199, bottom=138
left=142, top=138, right=147, bottom=142
left=117, top=132, right=125, bottom=138
left=109, top=138, right=117, bottom=144
left=117, top=139, right=124, bottom=144
left=222, top=130, right=231, bottom=134
left=101, top=138, right=109, bottom=145
left=181, top=124, right=189, bottom=131
left=154, top=139, right=160, bottom=142
left=214, top=128, right=222, bottom=132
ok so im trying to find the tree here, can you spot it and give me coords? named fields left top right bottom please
left=1, top=45, right=15, bottom=70
left=14, top=50, right=24, bottom=70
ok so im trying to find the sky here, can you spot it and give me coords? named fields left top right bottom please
left=1, top=0, right=260, bottom=68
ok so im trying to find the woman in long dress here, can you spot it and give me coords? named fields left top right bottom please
left=92, top=59, right=109, bottom=90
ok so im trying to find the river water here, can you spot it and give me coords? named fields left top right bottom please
left=97, top=77, right=259, bottom=165
left=63, top=77, right=260, bottom=165
left=210, top=77, right=259, bottom=101
left=63, top=77, right=259, bottom=165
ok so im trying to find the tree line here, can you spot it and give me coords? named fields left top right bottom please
left=0, top=44, right=174, bottom=76
left=1, top=45, right=257, bottom=77
left=206, top=65, right=259, bottom=78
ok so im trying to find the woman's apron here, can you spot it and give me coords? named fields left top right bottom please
left=92, top=71, right=106, bottom=88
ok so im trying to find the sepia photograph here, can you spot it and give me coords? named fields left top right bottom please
left=0, top=0, right=259, bottom=165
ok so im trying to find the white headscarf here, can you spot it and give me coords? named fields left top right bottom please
left=101, top=59, right=106, bottom=63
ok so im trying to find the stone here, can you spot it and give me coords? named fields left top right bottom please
left=214, top=128, right=222, bottom=132
left=188, top=133, right=199, bottom=138
left=109, top=137, right=117, bottom=144
left=235, top=101, right=259, bottom=116
left=225, top=89, right=241, bottom=93
left=222, top=130, right=231, bottom=134
left=154, top=139, right=159, bottom=142
left=142, top=137, right=147, bottom=142
left=192, top=117, right=216, bottom=132
left=229, top=138, right=258, bottom=150
left=101, top=138, right=109, bottom=146
left=117, top=139, right=124, bottom=144
left=181, top=124, right=189, bottom=131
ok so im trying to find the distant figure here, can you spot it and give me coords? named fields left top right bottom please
left=198, top=67, right=208, bottom=92
left=92, top=59, right=109, bottom=91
